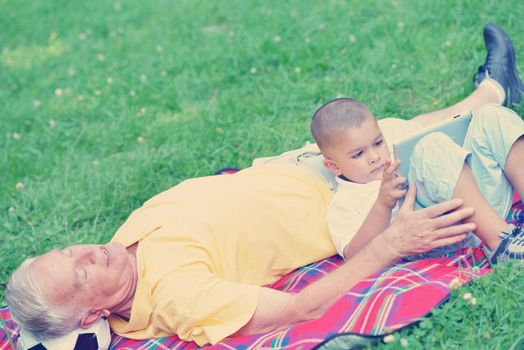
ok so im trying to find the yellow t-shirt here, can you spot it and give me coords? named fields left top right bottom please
left=109, top=165, right=335, bottom=345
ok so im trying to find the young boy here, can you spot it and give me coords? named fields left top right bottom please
left=311, top=97, right=522, bottom=263
left=311, top=24, right=524, bottom=264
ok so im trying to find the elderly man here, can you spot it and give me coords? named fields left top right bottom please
left=6, top=164, right=474, bottom=346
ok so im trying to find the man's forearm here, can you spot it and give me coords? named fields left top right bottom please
left=293, top=233, right=399, bottom=320
left=236, top=233, right=400, bottom=338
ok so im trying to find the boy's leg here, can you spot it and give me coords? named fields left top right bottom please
left=464, top=104, right=524, bottom=219
left=504, top=136, right=524, bottom=200
left=408, top=132, right=506, bottom=255
left=415, top=104, right=524, bottom=263
left=452, top=164, right=506, bottom=250
left=464, top=104, right=524, bottom=263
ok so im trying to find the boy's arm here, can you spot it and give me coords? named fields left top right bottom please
left=343, top=161, right=406, bottom=260
left=342, top=200, right=392, bottom=259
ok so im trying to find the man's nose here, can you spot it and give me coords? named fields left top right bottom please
left=76, top=248, right=97, bottom=265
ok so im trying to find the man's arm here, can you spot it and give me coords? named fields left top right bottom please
left=235, top=185, right=476, bottom=336
left=235, top=234, right=396, bottom=335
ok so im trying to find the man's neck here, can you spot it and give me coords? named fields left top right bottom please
left=112, top=243, right=139, bottom=319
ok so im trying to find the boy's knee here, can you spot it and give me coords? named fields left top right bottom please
left=410, top=132, right=466, bottom=175
left=409, top=132, right=469, bottom=204
left=413, top=132, right=452, bottom=156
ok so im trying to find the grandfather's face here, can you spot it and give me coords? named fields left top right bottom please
left=29, top=243, right=137, bottom=314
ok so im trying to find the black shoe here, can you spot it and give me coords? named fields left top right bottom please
left=473, top=23, right=523, bottom=106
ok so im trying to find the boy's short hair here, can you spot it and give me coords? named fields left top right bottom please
left=311, top=97, right=373, bottom=151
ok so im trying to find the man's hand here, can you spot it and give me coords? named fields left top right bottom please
left=378, top=160, right=407, bottom=209
left=383, top=183, right=476, bottom=259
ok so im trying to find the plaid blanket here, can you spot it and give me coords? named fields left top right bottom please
left=2, top=199, right=522, bottom=350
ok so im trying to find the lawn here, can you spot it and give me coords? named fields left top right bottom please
left=2, top=0, right=524, bottom=348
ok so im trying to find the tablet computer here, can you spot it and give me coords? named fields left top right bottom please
left=393, top=112, right=472, bottom=178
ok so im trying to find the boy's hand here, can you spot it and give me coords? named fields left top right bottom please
left=378, top=160, right=406, bottom=209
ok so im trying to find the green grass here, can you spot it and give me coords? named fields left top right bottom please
left=375, top=261, right=524, bottom=349
left=2, top=0, right=524, bottom=348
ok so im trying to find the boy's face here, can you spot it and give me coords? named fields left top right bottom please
left=323, top=117, right=391, bottom=183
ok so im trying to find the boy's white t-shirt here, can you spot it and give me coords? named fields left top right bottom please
left=328, top=118, right=423, bottom=257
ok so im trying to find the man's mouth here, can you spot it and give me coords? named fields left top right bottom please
left=102, top=246, right=111, bottom=268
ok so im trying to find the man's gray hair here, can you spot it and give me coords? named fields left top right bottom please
left=5, top=257, right=79, bottom=340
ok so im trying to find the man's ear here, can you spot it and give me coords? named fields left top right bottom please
left=80, top=309, right=111, bottom=329
left=323, top=158, right=342, bottom=176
